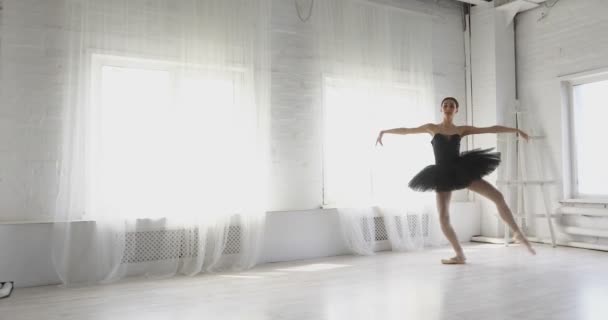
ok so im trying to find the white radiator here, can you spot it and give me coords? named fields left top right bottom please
left=365, top=214, right=430, bottom=242
left=121, top=225, right=242, bottom=264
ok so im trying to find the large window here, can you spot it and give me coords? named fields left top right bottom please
left=322, top=77, right=433, bottom=207
left=570, top=75, right=608, bottom=198
left=88, top=54, right=254, bottom=219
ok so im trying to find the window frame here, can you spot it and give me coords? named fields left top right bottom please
left=320, top=75, right=427, bottom=208
left=561, top=68, right=608, bottom=200
left=86, top=53, right=251, bottom=214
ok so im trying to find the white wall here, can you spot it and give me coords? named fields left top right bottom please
left=0, top=0, right=66, bottom=222
left=269, top=0, right=468, bottom=210
left=0, top=0, right=467, bottom=221
left=515, top=0, right=608, bottom=243
left=0, top=201, right=479, bottom=288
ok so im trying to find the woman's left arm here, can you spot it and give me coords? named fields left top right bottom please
left=461, top=125, right=529, bottom=141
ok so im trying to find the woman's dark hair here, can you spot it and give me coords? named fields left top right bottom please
left=441, top=97, right=459, bottom=109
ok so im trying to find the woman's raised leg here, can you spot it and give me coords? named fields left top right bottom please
left=468, top=179, right=536, bottom=255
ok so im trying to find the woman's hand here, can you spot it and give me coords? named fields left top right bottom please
left=375, top=131, right=384, bottom=146
left=517, top=129, right=530, bottom=142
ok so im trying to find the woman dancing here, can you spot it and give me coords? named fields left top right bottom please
left=375, top=97, right=536, bottom=264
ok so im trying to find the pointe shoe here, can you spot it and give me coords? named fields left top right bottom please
left=0, top=282, right=14, bottom=299
left=441, top=256, right=466, bottom=264
left=513, top=232, right=537, bottom=255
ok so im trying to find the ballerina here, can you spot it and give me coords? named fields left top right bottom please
left=375, top=97, right=536, bottom=264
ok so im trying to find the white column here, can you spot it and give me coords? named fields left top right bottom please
left=470, top=5, right=517, bottom=238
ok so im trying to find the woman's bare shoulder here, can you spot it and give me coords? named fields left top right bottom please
left=423, top=123, right=439, bottom=134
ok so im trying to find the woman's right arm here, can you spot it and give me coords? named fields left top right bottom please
left=376, top=123, right=434, bottom=146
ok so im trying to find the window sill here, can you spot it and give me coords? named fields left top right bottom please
left=560, top=199, right=608, bottom=207
left=0, top=220, right=92, bottom=225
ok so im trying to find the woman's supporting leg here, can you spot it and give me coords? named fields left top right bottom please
left=436, top=191, right=466, bottom=264
left=468, top=179, right=536, bottom=255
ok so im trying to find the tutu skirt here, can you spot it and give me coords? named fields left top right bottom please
left=408, top=148, right=501, bottom=192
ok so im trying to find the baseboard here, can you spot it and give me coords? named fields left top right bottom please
left=471, top=235, right=608, bottom=253
left=470, top=235, right=514, bottom=244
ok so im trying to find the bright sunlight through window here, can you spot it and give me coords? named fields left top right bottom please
left=323, top=78, right=433, bottom=208
left=572, top=79, right=608, bottom=197
left=88, top=55, right=254, bottom=221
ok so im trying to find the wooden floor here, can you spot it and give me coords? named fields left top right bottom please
left=2, top=242, right=608, bottom=320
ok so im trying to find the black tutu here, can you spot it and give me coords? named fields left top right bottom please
left=408, top=134, right=500, bottom=192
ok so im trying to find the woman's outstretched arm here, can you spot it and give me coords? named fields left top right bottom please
left=461, top=125, right=529, bottom=141
left=376, top=123, right=434, bottom=146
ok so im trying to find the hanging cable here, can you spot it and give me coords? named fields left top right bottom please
left=544, top=0, right=560, bottom=8
left=538, top=0, right=560, bottom=21
left=295, top=0, right=314, bottom=23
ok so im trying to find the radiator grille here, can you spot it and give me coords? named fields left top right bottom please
left=121, top=225, right=241, bottom=264
left=364, top=214, right=430, bottom=242
left=223, top=225, right=242, bottom=255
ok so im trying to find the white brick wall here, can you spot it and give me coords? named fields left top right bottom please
left=469, top=5, right=519, bottom=238
left=0, top=0, right=466, bottom=220
left=0, top=0, right=66, bottom=222
left=470, top=5, right=501, bottom=237
left=270, top=0, right=467, bottom=210
left=516, top=0, right=608, bottom=242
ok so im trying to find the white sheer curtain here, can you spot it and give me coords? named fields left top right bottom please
left=51, top=0, right=270, bottom=285
left=314, top=0, right=445, bottom=255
